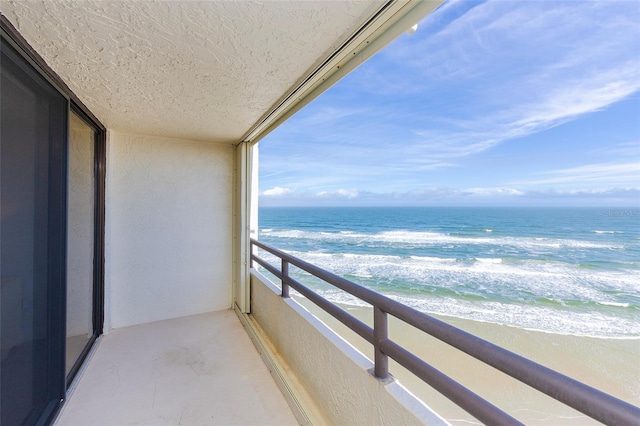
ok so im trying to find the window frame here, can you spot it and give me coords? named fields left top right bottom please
left=1, top=13, right=106, bottom=419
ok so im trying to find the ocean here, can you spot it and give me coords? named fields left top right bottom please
left=257, top=207, right=640, bottom=339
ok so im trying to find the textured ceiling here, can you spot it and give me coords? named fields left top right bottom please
left=1, top=0, right=382, bottom=143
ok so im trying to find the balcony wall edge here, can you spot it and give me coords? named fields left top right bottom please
left=245, top=268, right=449, bottom=426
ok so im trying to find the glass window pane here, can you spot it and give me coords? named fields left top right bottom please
left=66, top=112, right=96, bottom=375
left=1, top=37, right=67, bottom=426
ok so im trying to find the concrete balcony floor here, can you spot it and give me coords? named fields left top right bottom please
left=56, top=310, right=298, bottom=426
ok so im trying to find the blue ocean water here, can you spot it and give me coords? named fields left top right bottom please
left=257, top=207, right=640, bottom=339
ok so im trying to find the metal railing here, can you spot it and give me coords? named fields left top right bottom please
left=250, top=238, right=640, bottom=426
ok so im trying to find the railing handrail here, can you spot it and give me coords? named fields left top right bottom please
left=250, top=238, right=640, bottom=425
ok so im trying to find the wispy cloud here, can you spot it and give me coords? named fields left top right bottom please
left=465, top=187, right=524, bottom=197
left=390, top=1, right=640, bottom=159
left=316, top=188, right=359, bottom=199
left=514, top=162, right=640, bottom=187
left=261, top=185, right=526, bottom=201
left=259, top=186, right=639, bottom=207
left=260, top=187, right=360, bottom=199
left=259, top=0, right=640, bottom=206
left=591, top=141, right=640, bottom=157
left=296, top=106, right=367, bottom=127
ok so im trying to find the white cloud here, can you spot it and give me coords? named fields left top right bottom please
left=261, top=186, right=293, bottom=197
left=259, top=185, right=639, bottom=207
left=408, top=61, right=640, bottom=161
left=262, top=186, right=524, bottom=202
left=316, top=188, right=359, bottom=199
left=465, top=187, right=524, bottom=197
left=500, top=66, right=640, bottom=137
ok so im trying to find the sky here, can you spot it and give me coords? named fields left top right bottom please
left=258, top=0, right=640, bottom=207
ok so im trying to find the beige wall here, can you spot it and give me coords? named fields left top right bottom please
left=250, top=270, right=447, bottom=425
left=106, top=131, right=233, bottom=329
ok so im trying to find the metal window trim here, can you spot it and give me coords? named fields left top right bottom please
left=0, top=14, right=106, bottom=132
left=64, top=107, right=107, bottom=389
left=238, top=0, right=444, bottom=146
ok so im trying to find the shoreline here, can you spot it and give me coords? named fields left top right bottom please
left=292, top=295, right=640, bottom=425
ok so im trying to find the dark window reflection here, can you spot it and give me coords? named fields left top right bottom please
left=1, top=37, right=67, bottom=426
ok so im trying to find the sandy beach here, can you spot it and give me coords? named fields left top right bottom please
left=293, top=295, right=640, bottom=425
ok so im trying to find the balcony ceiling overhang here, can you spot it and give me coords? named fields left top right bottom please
left=1, top=0, right=391, bottom=143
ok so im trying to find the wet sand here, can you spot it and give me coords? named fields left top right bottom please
left=292, top=295, right=640, bottom=425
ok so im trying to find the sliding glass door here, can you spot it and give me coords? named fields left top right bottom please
left=1, top=24, right=105, bottom=425
left=1, top=36, right=68, bottom=426
left=66, top=110, right=101, bottom=380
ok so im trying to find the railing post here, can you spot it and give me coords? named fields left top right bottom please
left=281, top=259, right=290, bottom=298
left=374, top=305, right=389, bottom=379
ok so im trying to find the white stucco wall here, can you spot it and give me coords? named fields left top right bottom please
left=250, top=270, right=448, bottom=426
left=106, top=132, right=233, bottom=329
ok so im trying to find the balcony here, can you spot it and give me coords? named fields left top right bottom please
left=53, top=242, right=640, bottom=425
left=56, top=292, right=447, bottom=426
left=56, top=311, right=297, bottom=425
left=2, top=2, right=639, bottom=425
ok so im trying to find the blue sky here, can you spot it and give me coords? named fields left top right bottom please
left=258, top=0, right=640, bottom=207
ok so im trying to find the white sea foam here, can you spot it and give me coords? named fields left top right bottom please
left=410, top=255, right=457, bottom=263
left=317, top=290, right=640, bottom=339
left=261, top=229, right=623, bottom=250
left=254, top=236, right=639, bottom=337
left=277, top=249, right=640, bottom=287
left=597, top=301, right=631, bottom=308
left=475, top=258, right=502, bottom=264
left=594, top=230, right=623, bottom=234
left=309, top=286, right=640, bottom=338
left=287, top=250, right=558, bottom=281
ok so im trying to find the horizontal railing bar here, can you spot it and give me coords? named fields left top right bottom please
left=380, top=301, right=640, bottom=425
left=251, top=250, right=374, bottom=344
left=251, top=254, right=282, bottom=280
left=252, top=239, right=385, bottom=304
left=251, top=245, right=514, bottom=424
left=286, top=275, right=374, bottom=345
left=250, top=239, right=640, bottom=425
left=251, top=247, right=514, bottom=424
left=380, top=339, right=523, bottom=426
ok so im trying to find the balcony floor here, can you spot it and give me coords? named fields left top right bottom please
left=56, top=310, right=297, bottom=425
